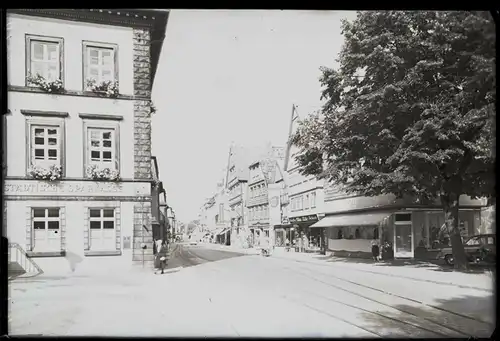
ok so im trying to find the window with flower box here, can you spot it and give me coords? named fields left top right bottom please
left=83, top=41, right=118, bottom=90
left=24, top=114, right=66, bottom=178
left=25, top=35, right=64, bottom=85
left=82, top=119, right=120, bottom=179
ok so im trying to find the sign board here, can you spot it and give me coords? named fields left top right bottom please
left=281, top=216, right=290, bottom=225
left=4, top=179, right=150, bottom=197
left=289, top=214, right=318, bottom=224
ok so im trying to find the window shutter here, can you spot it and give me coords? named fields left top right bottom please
left=115, top=207, right=121, bottom=251
left=26, top=207, right=32, bottom=251
left=83, top=47, right=89, bottom=88
left=60, top=207, right=66, bottom=251
left=83, top=207, right=89, bottom=250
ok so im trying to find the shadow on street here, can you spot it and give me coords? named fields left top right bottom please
left=356, top=293, right=495, bottom=338
left=309, top=254, right=495, bottom=274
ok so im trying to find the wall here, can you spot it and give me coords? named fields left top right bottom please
left=327, top=238, right=372, bottom=253
left=7, top=14, right=134, bottom=95
left=6, top=199, right=136, bottom=275
left=323, top=193, right=485, bottom=214
left=7, top=93, right=134, bottom=179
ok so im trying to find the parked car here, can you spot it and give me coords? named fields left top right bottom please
left=437, top=234, right=496, bottom=266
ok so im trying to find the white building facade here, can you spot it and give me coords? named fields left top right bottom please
left=5, top=9, right=169, bottom=274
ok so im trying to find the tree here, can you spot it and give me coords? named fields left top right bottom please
left=292, top=11, right=495, bottom=270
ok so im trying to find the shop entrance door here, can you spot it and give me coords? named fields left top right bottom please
left=394, top=212, right=414, bottom=258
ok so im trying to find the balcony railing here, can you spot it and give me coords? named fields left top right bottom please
left=8, top=243, right=44, bottom=279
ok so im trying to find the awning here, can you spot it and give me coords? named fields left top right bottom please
left=310, top=211, right=394, bottom=228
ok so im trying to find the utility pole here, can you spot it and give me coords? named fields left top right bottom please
left=283, top=104, right=297, bottom=172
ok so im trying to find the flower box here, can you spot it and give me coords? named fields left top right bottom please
left=85, top=79, right=119, bottom=98
left=27, top=164, right=62, bottom=181
left=26, top=74, right=64, bottom=93
left=86, top=164, right=120, bottom=181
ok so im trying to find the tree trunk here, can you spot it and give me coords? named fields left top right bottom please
left=440, top=193, right=469, bottom=270
left=320, top=228, right=327, bottom=255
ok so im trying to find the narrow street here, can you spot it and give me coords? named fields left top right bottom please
left=8, top=243, right=494, bottom=337
left=164, top=243, right=245, bottom=270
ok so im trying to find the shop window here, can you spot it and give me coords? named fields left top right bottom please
left=355, top=228, right=361, bottom=239
left=337, top=229, right=343, bottom=239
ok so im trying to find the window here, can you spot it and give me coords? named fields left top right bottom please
left=83, top=121, right=120, bottom=174
left=32, top=208, right=61, bottom=252
left=89, top=208, right=116, bottom=251
left=26, top=35, right=63, bottom=84
left=26, top=117, right=65, bottom=174
left=465, top=236, right=482, bottom=246
left=88, top=128, right=115, bottom=168
left=305, top=194, right=310, bottom=209
left=299, top=196, right=304, bottom=210
left=264, top=206, right=268, bottom=218
left=311, top=192, right=317, bottom=208
left=31, top=126, right=60, bottom=167
left=83, top=41, right=118, bottom=88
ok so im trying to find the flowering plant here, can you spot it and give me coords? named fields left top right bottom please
left=26, top=74, right=64, bottom=93
left=86, top=164, right=120, bottom=181
left=85, top=79, right=119, bottom=98
left=28, top=164, right=62, bottom=181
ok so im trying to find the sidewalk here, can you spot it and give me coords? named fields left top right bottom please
left=196, top=242, right=494, bottom=291
left=269, top=249, right=495, bottom=292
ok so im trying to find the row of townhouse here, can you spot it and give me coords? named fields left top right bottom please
left=199, top=105, right=493, bottom=260
left=197, top=143, right=286, bottom=248
left=4, top=9, right=173, bottom=276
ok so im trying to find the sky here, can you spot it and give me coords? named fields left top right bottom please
left=151, top=10, right=357, bottom=223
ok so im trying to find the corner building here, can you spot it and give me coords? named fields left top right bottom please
left=4, top=9, right=169, bottom=274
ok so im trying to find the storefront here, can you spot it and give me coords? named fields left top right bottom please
left=249, top=223, right=270, bottom=247
left=311, top=208, right=483, bottom=259
left=289, top=214, right=322, bottom=252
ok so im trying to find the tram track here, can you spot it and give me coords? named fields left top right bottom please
left=202, top=260, right=460, bottom=337
left=175, top=246, right=492, bottom=338
left=278, top=262, right=493, bottom=337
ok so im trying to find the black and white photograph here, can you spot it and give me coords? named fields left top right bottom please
left=3, top=9, right=496, bottom=338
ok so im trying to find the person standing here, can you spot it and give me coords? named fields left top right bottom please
left=371, top=239, right=380, bottom=262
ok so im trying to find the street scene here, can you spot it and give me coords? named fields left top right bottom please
left=4, top=9, right=496, bottom=338
left=9, top=242, right=495, bottom=337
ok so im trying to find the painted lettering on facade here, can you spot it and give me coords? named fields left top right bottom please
left=4, top=181, right=125, bottom=195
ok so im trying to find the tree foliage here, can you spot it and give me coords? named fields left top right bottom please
left=292, top=11, right=495, bottom=269
left=293, top=11, right=495, bottom=202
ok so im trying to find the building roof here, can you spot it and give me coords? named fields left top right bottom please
left=8, top=9, right=169, bottom=86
